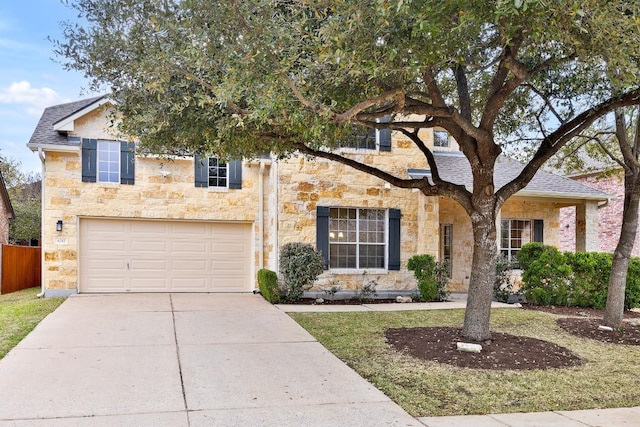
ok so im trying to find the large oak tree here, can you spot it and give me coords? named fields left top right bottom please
left=57, top=0, right=640, bottom=340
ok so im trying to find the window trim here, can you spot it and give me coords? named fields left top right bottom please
left=97, top=140, right=121, bottom=184
left=328, top=207, right=388, bottom=270
left=207, top=156, right=229, bottom=188
left=500, top=218, right=533, bottom=262
left=433, top=129, right=449, bottom=148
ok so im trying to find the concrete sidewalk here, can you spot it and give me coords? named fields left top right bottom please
left=0, top=294, right=419, bottom=426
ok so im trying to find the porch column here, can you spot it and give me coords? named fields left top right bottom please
left=495, top=209, right=502, bottom=252
left=576, top=201, right=598, bottom=252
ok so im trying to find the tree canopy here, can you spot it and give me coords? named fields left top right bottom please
left=57, top=0, right=640, bottom=340
left=0, top=156, right=41, bottom=245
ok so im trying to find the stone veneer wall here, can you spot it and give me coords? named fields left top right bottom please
left=42, top=107, right=265, bottom=292
left=559, top=171, right=638, bottom=255
left=276, top=134, right=440, bottom=292
left=438, top=197, right=560, bottom=292
left=0, top=204, right=10, bottom=245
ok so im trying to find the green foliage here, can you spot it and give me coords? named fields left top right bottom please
left=0, top=156, right=41, bottom=245
left=493, top=254, right=519, bottom=303
left=407, top=254, right=448, bottom=302
left=358, top=275, right=378, bottom=300
left=521, top=245, right=571, bottom=305
left=520, top=244, right=640, bottom=310
left=279, top=243, right=325, bottom=302
left=257, top=269, right=280, bottom=304
left=516, top=242, right=546, bottom=270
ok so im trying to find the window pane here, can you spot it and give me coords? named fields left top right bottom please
left=208, top=157, right=228, bottom=187
left=434, top=130, right=449, bottom=147
left=97, top=141, right=120, bottom=183
left=359, top=245, right=385, bottom=268
left=328, top=208, right=387, bottom=269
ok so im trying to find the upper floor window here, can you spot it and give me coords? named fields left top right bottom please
left=81, top=138, right=135, bottom=185
left=208, top=157, right=228, bottom=188
left=433, top=130, right=449, bottom=148
left=97, top=141, right=120, bottom=183
left=340, top=128, right=377, bottom=150
left=194, top=155, right=242, bottom=189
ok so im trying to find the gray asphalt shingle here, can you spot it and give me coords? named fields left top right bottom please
left=27, top=96, right=106, bottom=148
left=409, top=151, right=610, bottom=200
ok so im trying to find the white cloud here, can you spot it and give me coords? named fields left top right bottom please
left=0, top=81, right=70, bottom=116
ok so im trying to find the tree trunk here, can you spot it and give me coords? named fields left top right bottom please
left=603, top=175, right=640, bottom=328
left=462, top=210, right=498, bottom=341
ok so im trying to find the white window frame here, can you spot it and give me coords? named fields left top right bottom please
left=208, top=157, right=229, bottom=188
left=328, top=208, right=387, bottom=270
left=97, top=140, right=120, bottom=183
left=433, top=129, right=449, bottom=148
left=500, top=219, right=532, bottom=262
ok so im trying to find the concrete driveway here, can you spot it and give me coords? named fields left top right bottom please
left=0, top=294, right=420, bottom=426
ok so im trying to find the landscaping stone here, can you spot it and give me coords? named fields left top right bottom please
left=396, top=296, right=413, bottom=303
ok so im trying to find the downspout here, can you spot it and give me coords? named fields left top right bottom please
left=273, top=159, right=279, bottom=273
left=37, top=147, right=45, bottom=298
left=258, top=159, right=265, bottom=272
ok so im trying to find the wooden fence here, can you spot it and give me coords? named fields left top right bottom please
left=0, top=245, right=41, bottom=295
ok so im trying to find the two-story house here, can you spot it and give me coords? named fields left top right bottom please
left=28, top=96, right=609, bottom=297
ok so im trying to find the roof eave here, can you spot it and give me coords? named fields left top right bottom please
left=52, top=97, right=113, bottom=132
left=515, top=189, right=612, bottom=202
left=27, top=142, right=81, bottom=153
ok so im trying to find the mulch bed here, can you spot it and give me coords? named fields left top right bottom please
left=384, top=305, right=640, bottom=371
left=287, top=298, right=399, bottom=305
left=385, top=327, right=583, bottom=371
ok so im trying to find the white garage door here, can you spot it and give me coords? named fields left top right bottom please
left=79, top=218, right=253, bottom=293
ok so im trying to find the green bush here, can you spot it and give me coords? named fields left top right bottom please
left=519, top=243, right=640, bottom=310
left=279, top=242, right=325, bottom=302
left=407, top=254, right=448, bottom=302
left=520, top=244, right=571, bottom=305
left=516, top=242, right=546, bottom=270
left=257, top=269, right=280, bottom=304
left=564, top=252, right=611, bottom=309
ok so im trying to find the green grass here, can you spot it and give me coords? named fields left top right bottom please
left=0, top=287, right=65, bottom=359
left=290, top=309, right=640, bottom=417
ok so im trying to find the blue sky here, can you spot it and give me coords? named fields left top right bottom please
left=0, top=1, right=98, bottom=174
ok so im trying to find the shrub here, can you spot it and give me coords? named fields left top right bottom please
left=624, top=258, right=640, bottom=310
left=257, top=269, right=280, bottom=304
left=279, top=242, right=325, bottom=302
left=408, top=254, right=448, bottom=302
left=493, top=254, right=519, bottom=303
left=564, top=252, right=611, bottom=309
left=516, top=242, right=546, bottom=270
left=520, top=244, right=571, bottom=305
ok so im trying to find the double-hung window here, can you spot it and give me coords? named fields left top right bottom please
left=500, top=219, right=532, bottom=262
left=97, top=141, right=120, bottom=183
left=328, top=208, right=386, bottom=269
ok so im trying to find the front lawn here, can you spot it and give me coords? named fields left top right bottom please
left=0, top=287, right=65, bottom=359
left=289, top=308, right=640, bottom=417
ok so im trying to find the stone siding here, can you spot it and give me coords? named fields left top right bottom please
left=42, top=108, right=266, bottom=292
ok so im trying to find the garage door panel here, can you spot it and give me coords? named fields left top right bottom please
left=80, top=219, right=252, bottom=293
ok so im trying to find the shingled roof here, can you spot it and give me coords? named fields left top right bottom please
left=0, top=170, right=15, bottom=219
left=409, top=151, right=611, bottom=201
left=27, top=96, right=106, bottom=148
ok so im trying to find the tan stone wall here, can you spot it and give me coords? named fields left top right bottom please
left=42, top=148, right=263, bottom=291
left=0, top=206, right=10, bottom=245
left=276, top=131, right=440, bottom=292
left=438, top=197, right=561, bottom=293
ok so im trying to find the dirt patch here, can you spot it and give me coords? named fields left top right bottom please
left=385, top=327, right=583, bottom=370
left=557, top=318, right=640, bottom=345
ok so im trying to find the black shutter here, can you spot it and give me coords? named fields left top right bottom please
left=120, top=141, right=135, bottom=185
left=388, top=208, right=401, bottom=270
left=316, top=206, right=330, bottom=269
left=194, top=155, right=208, bottom=187
left=81, top=138, right=97, bottom=183
left=533, top=219, right=544, bottom=243
left=228, top=159, right=243, bottom=189
left=378, top=115, right=392, bottom=152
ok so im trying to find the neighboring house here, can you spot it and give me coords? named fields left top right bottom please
left=559, top=167, right=637, bottom=255
left=28, top=97, right=611, bottom=297
left=0, top=170, right=15, bottom=245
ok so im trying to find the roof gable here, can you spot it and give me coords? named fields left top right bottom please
left=27, top=96, right=108, bottom=149
left=0, top=170, right=15, bottom=219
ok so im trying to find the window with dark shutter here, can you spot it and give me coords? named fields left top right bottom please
left=378, top=115, right=392, bottom=152
left=194, top=155, right=208, bottom=187
left=120, top=141, right=135, bottom=185
left=388, top=209, right=401, bottom=270
left=81, top=138, right=97, bottom=183
left=534, top=219, right=544, bottom=243
left=228, top=159, right=242, bottom=189
left=316, top=206, right=330, bottom=269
